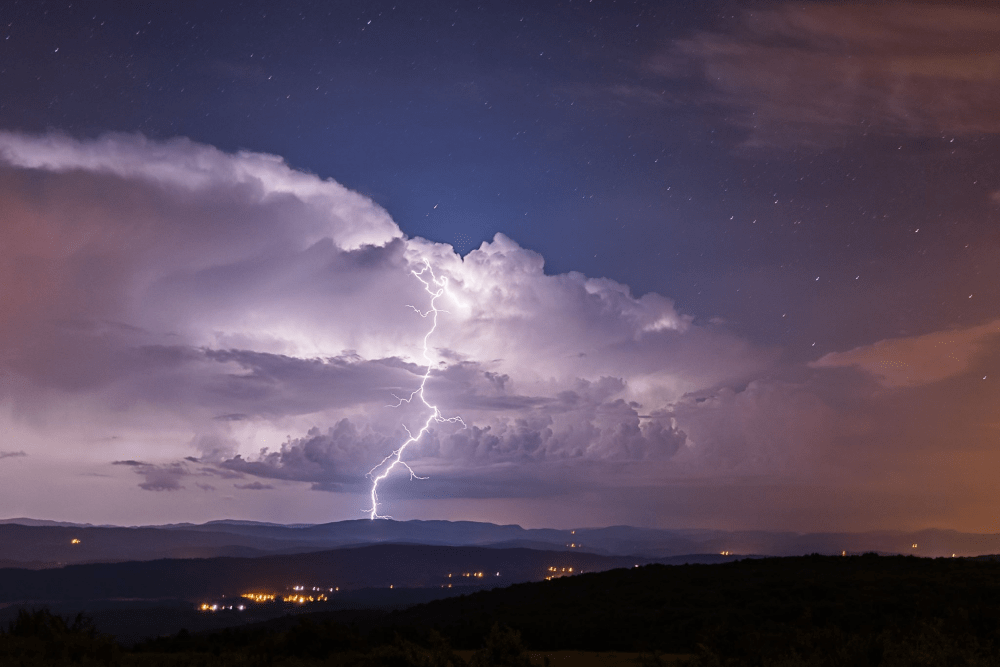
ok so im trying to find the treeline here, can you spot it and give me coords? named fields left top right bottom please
left=0, top=608, right=524, bottom=666
left=0, top=609, right=121, bottom=666
left=6, top=554, right=1000, bottom=665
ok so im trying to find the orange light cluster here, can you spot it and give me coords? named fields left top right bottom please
left=199, top=603, right=245, bottom=612
left=544, top=566, right=575, bottom=580
left=241, top=593, right=275, bottom=603
left=283, top=594, right=327, bottom=603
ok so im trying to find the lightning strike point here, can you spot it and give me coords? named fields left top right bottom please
left=364, top=260, right=465, bottom=520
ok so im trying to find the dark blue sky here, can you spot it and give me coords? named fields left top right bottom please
left=2, top=0, right=999, bottom=529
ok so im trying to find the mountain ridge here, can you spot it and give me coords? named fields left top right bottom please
left=1, top=517, right=998, bottom=566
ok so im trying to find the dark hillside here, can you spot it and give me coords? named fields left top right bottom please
left=0, top=544, right=646, bottom=603
left=380, top=554, right=1000, bottom=658
left=6, top=555, right=1000, bottom=665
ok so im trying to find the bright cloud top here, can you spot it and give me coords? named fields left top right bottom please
left=0, top=131, right=400, bottom=250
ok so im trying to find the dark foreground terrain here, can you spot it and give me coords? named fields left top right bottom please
left=0, top=543, right=737, bottom=643
left=5, top=554, right=1000, bottom=665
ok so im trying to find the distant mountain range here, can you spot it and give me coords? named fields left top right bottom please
left=1, top=517, right=997, bottom=568
left=0, top=517, right=109, bottom=528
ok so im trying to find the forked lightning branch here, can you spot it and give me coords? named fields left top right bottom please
left=364, top=260, right=465, bottom=519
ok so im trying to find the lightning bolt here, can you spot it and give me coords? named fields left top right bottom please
left=365, top=260, right=465, bottom=520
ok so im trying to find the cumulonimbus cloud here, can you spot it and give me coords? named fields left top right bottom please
left=0, top=131, right=754, bottom=500
left=5, top=129, right=997, bottom=530
left=0, top=132, right=761, bottom=500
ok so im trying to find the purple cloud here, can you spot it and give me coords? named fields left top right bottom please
left=1, top=130, right=995, bottom=530
left=234, top=481, right=274, bottom=491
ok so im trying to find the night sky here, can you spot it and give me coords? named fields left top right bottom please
left=1, top=0, right=998, bottom=531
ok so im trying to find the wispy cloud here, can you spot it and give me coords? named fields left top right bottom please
left=234, top=481, right=274, bottom=491
left=113, top=460, right=189, bottom=492
left=655, top=2, right=1000, bottom=148
left=811, top=320, right=1000, bottom=387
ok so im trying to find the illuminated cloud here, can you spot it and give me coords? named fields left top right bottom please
left=0, top=131, right=400, bottom=250
left=656, top=2, right=1000, bottom=147
left=0, top=131, right=751, bottom=511
left=2, top=130, right=996, bottom=531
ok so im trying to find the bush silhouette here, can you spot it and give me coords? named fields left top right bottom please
left=469, top=623, right=531, bottom=667
left=0, top=608, right=119, bottom=665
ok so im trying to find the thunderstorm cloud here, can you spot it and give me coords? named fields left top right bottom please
left=1, top=130, right=998, bottom=530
